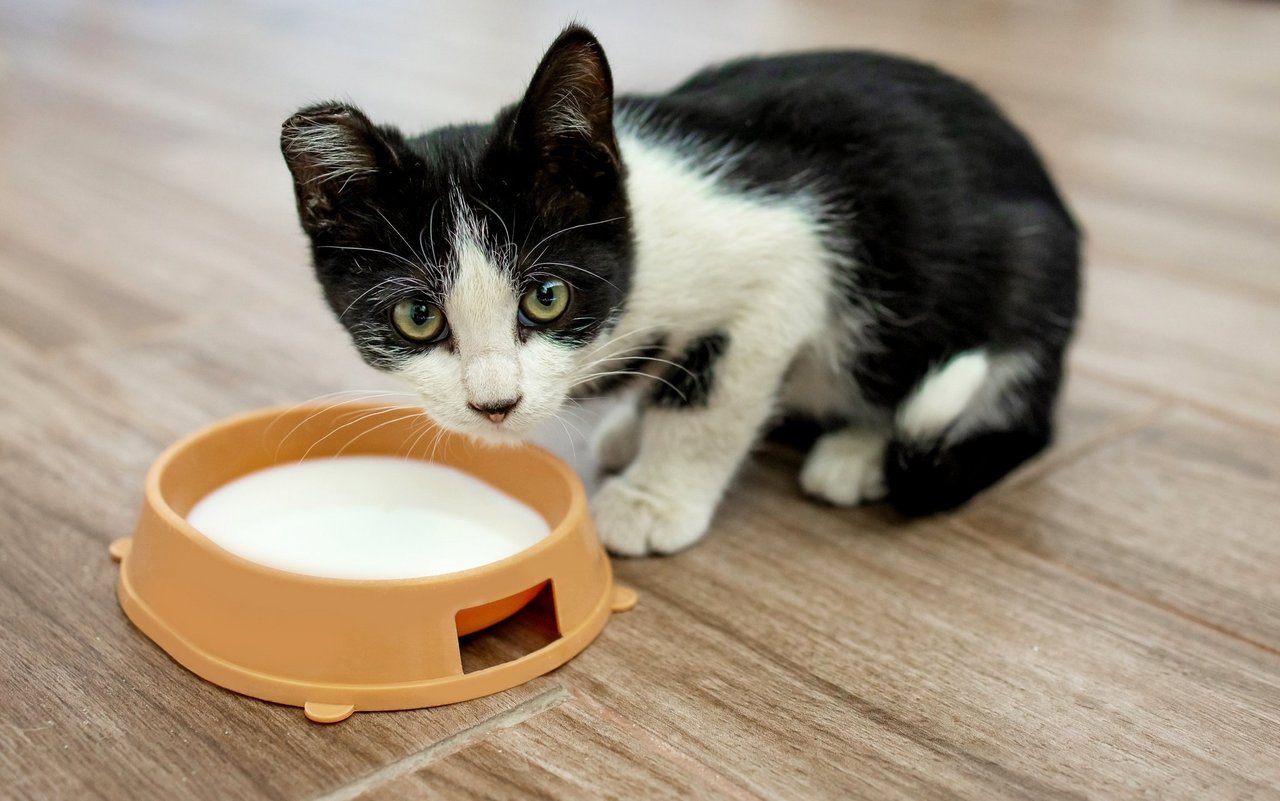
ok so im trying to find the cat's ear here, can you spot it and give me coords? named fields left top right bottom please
left=512, top=25, right=620, bottom=212
left=281, top=103, right=402, bottom=235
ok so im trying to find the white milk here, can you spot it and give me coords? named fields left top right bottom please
left=185, top=456, right=550, bottom=580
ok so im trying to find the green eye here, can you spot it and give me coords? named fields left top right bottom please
left=391, top=300, right=447, bottom=342
left=519, top=279, right=571, bottom=325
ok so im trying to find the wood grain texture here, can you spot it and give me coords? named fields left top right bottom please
left=2, top=0, right=1279, bottom=799
left=552, top=465, right=1280, bottom=801
left=958, top=407, right=1280, bottom=650
left=356, top=694, right=742, bottom=801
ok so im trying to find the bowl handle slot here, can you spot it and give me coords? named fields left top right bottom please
left=457, top=582, right=561, bottom=674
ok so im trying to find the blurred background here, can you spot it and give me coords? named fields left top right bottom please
left=1, top=1, right=1277, bottom=426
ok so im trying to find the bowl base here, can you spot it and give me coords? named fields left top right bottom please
left=115, top=540, right=632, bottom=722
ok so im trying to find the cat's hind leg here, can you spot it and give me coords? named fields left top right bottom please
left=799, top=427, right=889, bottom=507
left=882, top=348, right=1060, bottom=516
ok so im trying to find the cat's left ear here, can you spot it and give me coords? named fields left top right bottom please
left=280, top=103, right=404, bottom=236
left=512, top=25, right=620, bottom=211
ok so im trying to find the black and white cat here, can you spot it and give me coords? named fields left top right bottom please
left=281, top=25, right=1080, bottom=556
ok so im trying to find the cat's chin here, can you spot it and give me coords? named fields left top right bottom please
left=410, top=400, right=542, bottom=448
left=466, top=428, right=530, bottom=448
left=443, top=420, right=533, bottom=448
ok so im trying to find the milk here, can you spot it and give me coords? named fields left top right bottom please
left=185, top=456, right=551, bottom=580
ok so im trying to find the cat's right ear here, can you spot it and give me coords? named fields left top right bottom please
left=280, top=103, right=402, bottom=236
left=511, top=25, right=620, bottom=215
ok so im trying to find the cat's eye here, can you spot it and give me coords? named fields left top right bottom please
left=518, top=279, right=571, bottom=326
left=391, top=300, right=447, bottom=343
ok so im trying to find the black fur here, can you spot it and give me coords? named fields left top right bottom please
left=280, top=27, right=632, bottom=365
left=622, top=51, right=1078, bottom=401
left=648, top=332, right=729, bottom=408
left=572, top=336, right=667, bottom=398
left=282, top=26, right=1080, bottom=516
left=616, top=51, right=1078, bottom=511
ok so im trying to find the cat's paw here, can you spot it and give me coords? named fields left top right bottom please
left=592, top=478, right=713, bottom=556
left=591, top=402, right=642, bottom=474
left=800, top=428, right=889, bottom=506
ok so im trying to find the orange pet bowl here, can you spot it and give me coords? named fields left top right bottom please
left=111, top=402, right=635, bottom=723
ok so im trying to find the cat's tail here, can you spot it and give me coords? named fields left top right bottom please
left=880, top=348, right=1061, bottom=516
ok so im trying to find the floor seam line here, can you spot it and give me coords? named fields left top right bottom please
left=948, top=518, right=1280, bottom=659
left=960, top=398, right=1174, bottom=514
left=1071, top=363, right=1280, bottom=436
left=566, top=686, right=769, bottom=801
left=308, top=684, right=570, bottom=801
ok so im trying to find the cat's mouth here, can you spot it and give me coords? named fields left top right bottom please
left=430, top=405, right=535, bottom=447
left=460, top=418, right=531, bottom=447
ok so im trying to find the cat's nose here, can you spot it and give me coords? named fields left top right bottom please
left=469, top=397, right=522, bottom=423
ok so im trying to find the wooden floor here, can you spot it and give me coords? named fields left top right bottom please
left=3, top=1, right=1279, bottom=798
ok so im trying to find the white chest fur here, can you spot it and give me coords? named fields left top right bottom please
left=601, top=128, right=852, bottom=410
left=617, top=131, right=831, bottom=334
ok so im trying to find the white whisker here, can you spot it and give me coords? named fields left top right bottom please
left=570, top=369, right=688, bottom=402
left=298, top=406, right=420, bottom=462
left=529, top=260, right=620, bottom=292
left=524, top=215, right=625, bottom=263
left=318, top=244, right=422, bottom=271
left=374, top=207, right=427, bottom=266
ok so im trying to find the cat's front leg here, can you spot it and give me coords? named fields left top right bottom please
left=592, top=330, right=794, bottom=556
left=591, top=398, right=642, bottom=474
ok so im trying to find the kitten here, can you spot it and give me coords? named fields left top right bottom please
left=281, top=25, right=1080, bottom=556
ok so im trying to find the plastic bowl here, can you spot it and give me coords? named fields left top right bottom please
left=110, top=402, right=635, bottom=723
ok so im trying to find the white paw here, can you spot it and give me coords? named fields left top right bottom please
left=591, top=401, right=642, bottom=474
left=799, top=429, right=889, bottom=507
left=591, top=478, right=714, bottom=556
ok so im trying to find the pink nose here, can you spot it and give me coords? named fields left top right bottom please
left=469, top=397, right=521, bottom=423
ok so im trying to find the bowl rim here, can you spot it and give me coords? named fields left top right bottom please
left=143, top=401, right=589, bottom=589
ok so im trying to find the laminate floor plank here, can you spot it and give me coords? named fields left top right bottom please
left=1072, top=266, right=1280, bottom=430
left=959, top=406, right=1280, bottom=650
left=354, top=695, right=747, bottom=801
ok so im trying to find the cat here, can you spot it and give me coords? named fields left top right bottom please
left=280, top=24, right=1080, bottom=556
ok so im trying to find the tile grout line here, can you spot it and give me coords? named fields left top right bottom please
left=308, top=685, right=570, bottom=801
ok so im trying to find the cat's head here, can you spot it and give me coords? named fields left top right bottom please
left=281, top=26, right=631, bottom=444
